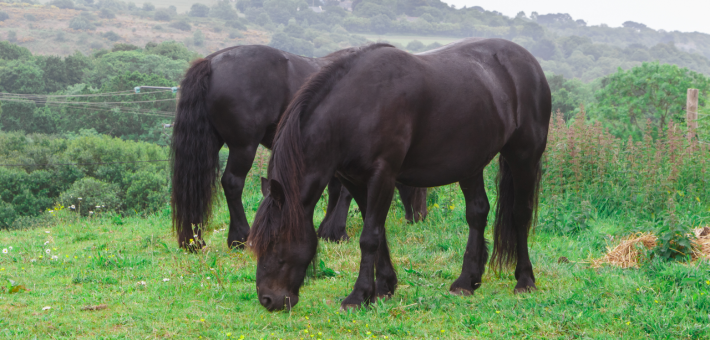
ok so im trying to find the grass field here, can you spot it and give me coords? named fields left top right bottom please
left=2, top=157, right=710, bottom=339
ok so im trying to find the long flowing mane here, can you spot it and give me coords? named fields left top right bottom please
left=248, top=43, right=394, bottom=257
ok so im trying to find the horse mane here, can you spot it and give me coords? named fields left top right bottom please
left=249, top=43, right=394, bottom=257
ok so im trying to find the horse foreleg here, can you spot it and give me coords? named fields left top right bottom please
left=450, top=174, right=489, bottom=295
left=222, top=146, right=257, bottom=249
left=395, top=183, right=415, bottom=222
left=317, top=177, right=352, bottom=242
left=341, top=175, right=395, bottom=309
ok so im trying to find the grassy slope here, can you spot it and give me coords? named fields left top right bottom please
left=1, top=161, right=710, bottom=339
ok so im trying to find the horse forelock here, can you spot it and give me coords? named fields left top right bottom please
left=250, top=43, right=394, bottom=256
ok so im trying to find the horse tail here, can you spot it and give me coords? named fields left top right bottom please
left=490, top=156, right=542, bottom=270
left=171, top=58, right=221, bottom=247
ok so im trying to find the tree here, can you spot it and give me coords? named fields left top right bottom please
left=193, top=30, right=205, bottom=46
left=190, top=3, right=210, bottom=17
left=268, top=32, right=313, bottom=57
left=592, top=62, right=710, bottom=139
left=0, top=60, right=45, bottom=94
left=211, top=0, right=238, bottom=21
left=370, top=14, right=391, bottom=34
left=0, top=41, right=32, bottom=60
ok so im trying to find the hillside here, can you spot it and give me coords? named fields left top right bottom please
left=0, top=1, right=268, bottom=57
left=3, top=0, right=710, bottom=82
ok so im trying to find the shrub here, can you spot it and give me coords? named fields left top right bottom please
left=124, top=171, right=168, bottom=214
left=406, top=40, right=424, bottom=52
left=69, top=17, right=96, bottom=31
left=55, top=31, right=67, bottom=42
left=226, top=20, right=247, bottom=31
left=102, top=31, right=121, bottom=41
left=169, top=20, right=192, bottom=31
left=0, top=202, right=16, bottom=229
left=100, top=8, right=116, bottom=19
left=154, top=9, right=171, bottom=21
left=24, top=14, right=37, bottom=21
left=142, top=2, right=155, bottom=11
left=192, top=29, right=204, bottom=46
left=50, top=0, right=74, bottom=9
left=189, top=3, right=210, bottom=17
left=0, top=11, right=8, bottom=22
left=111, top=43, right=139, bottom=52
left=7, top=31, right=17, bottom=43
left=59, top=177, right=122, bottom=216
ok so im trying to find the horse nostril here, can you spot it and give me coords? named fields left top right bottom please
left=260, top=295, right=273, bottom=308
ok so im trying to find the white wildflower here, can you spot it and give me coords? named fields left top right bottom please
left=42, top=306, right=51, bottom=311
left=45, top=249, right=50, bottom=254
left=2, top=249, right=7, bottom=254
left=8, top=246, right=12, bottom=250
left=51, top=255, right=58, bottom=260
left=45, top=230, right=50, bottom=234
left=44, top=241, right=49, bottom=245
left=137, top=281, right=146, bottom=286
left=163, top=278, right=170, bottom=282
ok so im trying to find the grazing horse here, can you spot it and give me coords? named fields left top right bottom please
left=249, top=38, right=551, bottom=311
left=171, top=45, right=427, bottom=249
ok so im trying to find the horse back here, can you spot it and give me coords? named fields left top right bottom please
left=206, top=45, right=321, bottom=148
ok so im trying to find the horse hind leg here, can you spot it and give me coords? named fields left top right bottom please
left=493, top=155, right=541, bottom=294
left=222, top=145, right=258, bottom=249
left=317, top=177, right=352, bottom=242
left=395, top=183, right=416, bottom=222
left=449, top=174, right=489, bottom=295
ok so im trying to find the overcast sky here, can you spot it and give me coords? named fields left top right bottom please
left=442, top=0, right=710, bottom=34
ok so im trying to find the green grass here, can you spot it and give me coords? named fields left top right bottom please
left=2, top=163, right=710, bottom=339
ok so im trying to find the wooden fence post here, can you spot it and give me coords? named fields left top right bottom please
left=687, top=88, right=699, bottom=144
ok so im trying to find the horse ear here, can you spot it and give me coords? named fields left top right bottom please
left=260, top=177, right=269, bottom=197
left=269, top=179, right=285, bottom=204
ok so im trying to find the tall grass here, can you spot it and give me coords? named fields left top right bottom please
left=538, top=107, right=709, bottom=252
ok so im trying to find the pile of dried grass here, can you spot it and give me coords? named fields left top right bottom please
left=591, top=227, right=710, bottom=268
left=591, top=233, right=657, bottom=268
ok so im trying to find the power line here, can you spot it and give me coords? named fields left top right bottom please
left=0, top=160, right=169, bottom=167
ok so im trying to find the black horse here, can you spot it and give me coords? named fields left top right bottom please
left=250, top=38, right=551, bottom=311
left=171, top=45, right=427, bottom=249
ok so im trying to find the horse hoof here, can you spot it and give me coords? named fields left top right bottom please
left=227, top=240, right=246, bottom=249
left=513, top=285, right=537, bottom=294
left=340, top=304, right=360, bottom=311
left=449, top=287, right=473, bottom=296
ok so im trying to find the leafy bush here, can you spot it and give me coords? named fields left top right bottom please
left=268, top=32, right=313, bottom=57
left=112, top=43, right=140, bottom=52
left=100, top=8, right=116, bottom=19
left=169, top=20, right=192, bottom=31
left=69, top=17, right=96, bottom=31
left=0, top=201, right=17, bottom=229
left=125, top=170, right=168, bottom=214
left=406, top=40, right=424, bottom=52
left=210, top=0, right=237, bottom=21
left=23, top=14, right=37, bottom=21
left=189, top=3, right=210, bottom=17
left=0, top=41, right=32, bottom=60
left=226, top=20, right=247, bottom=31
left=193, top=30, right=204, bottom=46
left=102, top=31, right=121, bottom=41
left=142, top=2, right=155, bottom=11
left=59, top=177, right=122, bottom=216
left=0, top=11, right=8, bottom=22
left=154, top=10, right=171, bottom=21
left=50, top=0, right=74, bottom=9
left=7, top=31, right=17, bottom=43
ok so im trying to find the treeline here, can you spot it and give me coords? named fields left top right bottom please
left=0, top=41, right=192, bottom=143
left=239, top=0, right=710, bottom=80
